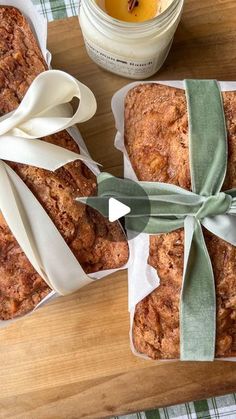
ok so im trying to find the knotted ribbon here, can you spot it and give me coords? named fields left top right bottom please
left=80, top=80, right=236, bottom=360
left=0, top=69, right=98, bottom=296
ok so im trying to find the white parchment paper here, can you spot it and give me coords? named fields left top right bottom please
left=112, top=79, right=236, bottom=361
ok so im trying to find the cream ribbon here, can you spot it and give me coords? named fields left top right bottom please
left=0, top=69, right=98, bottom=295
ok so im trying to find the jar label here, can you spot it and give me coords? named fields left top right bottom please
left=84, top=38, right=167, bottom=79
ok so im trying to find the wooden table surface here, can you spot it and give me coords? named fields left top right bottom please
left=1, top=0, right=236, bottom=418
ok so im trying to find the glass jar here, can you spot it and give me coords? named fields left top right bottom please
left=79, top=0, right=184, bottom=79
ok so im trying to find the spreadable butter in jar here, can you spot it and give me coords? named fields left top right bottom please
left=79, top=0, right=184, bottom=79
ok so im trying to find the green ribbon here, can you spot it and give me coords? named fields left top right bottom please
left=79, top=80, right=236, bottom=361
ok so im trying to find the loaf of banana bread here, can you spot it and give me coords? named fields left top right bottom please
left=125, top=83, right=236, bottom=359
left=0, top=6, right=128, bottom=320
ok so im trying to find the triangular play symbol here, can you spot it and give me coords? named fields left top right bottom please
left=108, top=198, right=131, bottom=222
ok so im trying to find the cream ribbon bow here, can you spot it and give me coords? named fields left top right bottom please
left=0, top=69, right=97, bottom=295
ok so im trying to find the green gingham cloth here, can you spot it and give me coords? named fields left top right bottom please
left=32, top=1, right=236, bottom=418
left=116, top=394, right=236, bottom=419
left=32, top=0, right=79, bottom=20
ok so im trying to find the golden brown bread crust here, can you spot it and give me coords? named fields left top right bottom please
left=125, top=83, right=236, bottom=359
left=0, top=7, right=128, bottom=320
left=0, top=7, right=46, bottom=114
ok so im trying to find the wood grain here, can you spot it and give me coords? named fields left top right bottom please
left=1, top=0, right=236, bottom=417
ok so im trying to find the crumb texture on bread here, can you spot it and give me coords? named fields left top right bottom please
left=0, top=7, right=46, bottom=115
left=125, top=83, right=236, bottom=359
left=0, top=7, right=129, bottom=320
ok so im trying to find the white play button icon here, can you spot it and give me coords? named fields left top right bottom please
left=108, top=198, right=131, bottom=222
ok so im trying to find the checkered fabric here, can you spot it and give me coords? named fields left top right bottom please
left=32, top=0, right=79, bottom=21
left=32, top=1, right=236, bottom=418
left=116, top=394, right=236, bottom=419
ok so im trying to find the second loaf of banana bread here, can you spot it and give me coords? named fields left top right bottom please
left=124, top=83, right=236, bottom=359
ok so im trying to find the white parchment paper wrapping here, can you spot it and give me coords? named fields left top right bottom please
left=112, top=80, right=236, bottom=361
left=0, top=0, right=129, bottom=328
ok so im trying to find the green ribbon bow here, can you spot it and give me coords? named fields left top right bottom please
left=79, top=80, right=236, bottom=361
